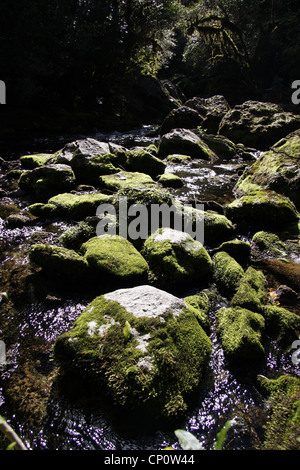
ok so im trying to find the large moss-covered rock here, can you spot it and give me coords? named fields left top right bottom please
left=234, top=130, right=300, bottom=208
left=251, top=231, right=287, bottom=258
left=19, top=164, right=76, bottom=200
left=143, top=228, right=213, bottom=287
left=216, top=306, right=265, bottom=367
left=157, top=173, right=183, bottom=188
left=29, top=192, right=113, bottom=220
left=213, top=239, right=251, bottom=266
left=158, top=128, right=218, bottom=161
left=20, top=153, right=53, bottom=169
left=53, top=285, right=212, bottom=419
left=218, top=101, right=300, bottom=149
left=54, top=137, right=126, bottom=164
left=197, top=131, right=237, bottom=159
left=126, top=149, right=166, bottom=178
left=70, top=153, right=126, bottom=185
left=225, top=190, right=299, bottom=232
left=212, top=252, right=244, bottom=295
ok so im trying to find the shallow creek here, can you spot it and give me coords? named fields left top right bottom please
left=0, top=128, right=299, bottom=450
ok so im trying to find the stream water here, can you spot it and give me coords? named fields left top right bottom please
left=0, top=127, right=299, bottom=451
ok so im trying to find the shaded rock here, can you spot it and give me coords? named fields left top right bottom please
left=234, top=129, right=300, bottom=208
left=143, top=227, right=213, bottom=288
left=18, top=164, right=76, bottom=200
left=197, top=130, right=237, bottom=159
left=231, top=267, right=268, bottom=312
left=262, top=305, right=300, bottom=346
left=185, top=95, right=231, bottom=134
left=55, top=137, right=126, bottom=164
left=158, top=128, right=218, bottom=160
left=53, top=284, right=212, bottom=419
left=218, top=101, right=300, bottom=149
left=20, top=154, right=53, bottom=169
left=160, top=105, right=204, bottom=136
left=70, top=152, right=126, bottom=185
left=213, top=239, right=251, bottom=266
left=251, top=231, right=287, bottom=258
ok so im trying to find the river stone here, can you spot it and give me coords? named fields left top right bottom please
left=224, top=190, right=299, bottom=232
left=234, top=129, right=300, bottom=209
left=218, top=100, right=300, bottom=149
left=18, top=164, right=76, bottom=200
left=126, top=148, right=166, bottom=178
left=55, top=137, right=127, bottom=164
left=185, top=95, right=231, bottom=134
left=143, top=227, right=213, bottom=287
left=157, top=128, right=218, bottom=161
left=100, top=170, right=156, bottom=192
left=53, top=284, right=212, bottom=419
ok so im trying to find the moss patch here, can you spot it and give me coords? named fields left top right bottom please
left=213, top=251, right=244, bottom=295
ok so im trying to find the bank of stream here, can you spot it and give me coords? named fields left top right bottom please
left=0, top=127, right=299, bottom=450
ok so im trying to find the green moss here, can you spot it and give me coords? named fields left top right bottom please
left=184, top=293, right=211, bottom=333
left=0, top=201, right=19, bottom=219
left=158, top=173, right=183, bottom=188
left=81, top=235, right=149, bottom=283
left=262, top=305, right=300, bottom=346
left=126, top=149, right=166, bottom=178
left=252, top=231, right=286, bottom=256
left=214, top=239, right=251, bottom=266
left=143, top=228, right=213, bottom=287
left=20, top=154, right=53, bottom=169
left=216, top=306, right=265, bottom=366
left=257, top=375, right=300, bottom=450
left=60, top=221, right=96, bottom=250
left=18, top=164, right=76, bottom=199
left=230, top=266, right=268, bottom=313
left=53, top=287, right=212, bottom=419
left=166, top=154, right=192, bottom=163
left=213, top=252, right=244, bottom=295
left=30, top=192, right=114, bottom=220
left=100, top=171, right=156, bottom=192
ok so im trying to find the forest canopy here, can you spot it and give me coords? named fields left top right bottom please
left=0, top=0, right=299, bottom=133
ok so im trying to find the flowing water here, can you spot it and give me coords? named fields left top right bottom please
left=0, top=127, right=299, bottom=450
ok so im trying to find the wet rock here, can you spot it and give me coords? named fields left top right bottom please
left=197, top=130, right=237, bottom=159
left=160, top=105, right=204, bottom=136
left=54, top=137, right=127, bottom=164
left=218, top=101, right=300, bottom=149
left=212, top=239, right=251, bottom=266
left=18, top=164, right=76, bottom=200
left=262, top=305, right=300, bottom=346
left=185, top=95, right=231, bottom=134
left=143, top=227, right=213, bottom=288
left=20, top=154, right=53, bottom=169
left=234, top=129, right=300, bottom=209
left=158, top=128, right=218, bottom=161
left=275, top=285, right=299, bottom=305
left=70, top=152, right=126, bottom=185
left=230, top=267, right=268, bottom=312
left=6, top=212, right=35, bottom=227
left=251, top=231, right=287, bottom=258
left=53, top=284, right=212, bottom=419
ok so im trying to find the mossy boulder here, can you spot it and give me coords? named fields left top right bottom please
left=20, top=153, right=53, bottom=169
left=54, top=137, right=127, bottom=164
left=19, top=164, right=76, bottom=200
left=197, top=131, right=237, bottom=159
left=185, top=95, right=231, bottom=134
left=160, top=105, right=204, bottom=136
left=257, top=375, right=300, bottom=450
left=234, top=129, right=300, bottom=208
left=216, top=306, right=265, bottom=367
left=251, top=231, right=287, bottom=258
left=218, top=101, right=300, bottom=149
left=212, top=252, right=244, bottom=295
left=126, top=149, right=166, bottom=178
left=225, top=190, right=299, bottom=233
left=231, top=267, right=268, bottom=312
left=158, top=173, right=183, bottom=188
left=262, top=305, right=300, bottom=346
left=80, top=235, right=149, bottom=284
left=53, top=285, right=212, bottom=419
left=69, top=153, right=126, bottom=185
left=184, top=292, right=211, bottom=334
left=143, top=228, right=213, bottom=287
left=158, top=128, right=218, bottom=161
left=29, top=244, right=90, bottom=278
left=29, top=192, right=113, bottom=220
left=60, top=221, right=96, bottom=250
left=166, top=154, right=192, bottom=163
left=100, top=171, right=156, bottom=192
